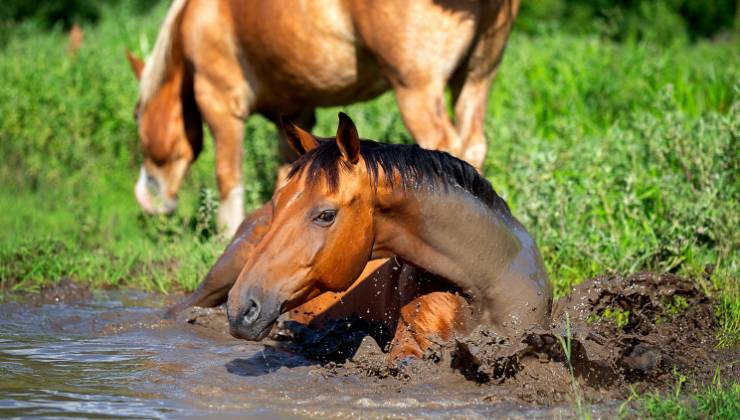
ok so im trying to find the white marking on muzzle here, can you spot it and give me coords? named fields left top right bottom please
left=135, top=166, right=177, bottom=214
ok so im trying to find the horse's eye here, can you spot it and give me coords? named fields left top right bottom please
left=313, top=210, right=336, bottom=226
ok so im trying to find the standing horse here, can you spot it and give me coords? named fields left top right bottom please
left=126, top=0, right=520, bottom=236
left=169, top=113, right=550, bottom=360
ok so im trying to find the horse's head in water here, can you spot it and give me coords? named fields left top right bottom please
left=227, top=114, right=376, bottom=340
left=125, top=49, right=202, bottom=215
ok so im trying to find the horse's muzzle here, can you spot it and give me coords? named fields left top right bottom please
left=227, top=294, right=279, bottom=341
left=135, top=167, right=177, bottom=215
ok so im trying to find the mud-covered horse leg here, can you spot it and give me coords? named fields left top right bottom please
left=289, top=258, right=467, bottom=361
left=450, top=0, right=520, bottom=169
left=288, top=259, right=394, bottom=329
left=274, top=109, right=316, bottom=190
left=164, top=202, right=273, bottom=318
left=387, top=263, right=469, bottom=361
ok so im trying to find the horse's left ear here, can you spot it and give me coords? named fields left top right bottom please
left=336, top=112, right=360, bottom=164
left=125, top=49, right=145, bottom=80
left=280, top=115, right=319, bottom=155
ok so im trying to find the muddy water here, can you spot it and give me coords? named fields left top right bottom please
left=1, top=273, right=734, bottom=418
left=0, top=289, right=602, bottom=418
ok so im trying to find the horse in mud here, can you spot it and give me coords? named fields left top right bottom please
left=125, top=0, right=520, bottom=236
left=168, top=113, right=550, bottom=361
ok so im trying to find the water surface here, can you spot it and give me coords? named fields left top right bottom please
left=0, top=291, right=605, bottom=418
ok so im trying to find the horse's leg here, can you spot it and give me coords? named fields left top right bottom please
left=193, top=71, right=250, bottom=237
left=354, top=2, right=476, bottom=159
left=382, top=262, right=469, bottom=361
left=274, top=108, right=316, bottom=190
left=388, top=291, right=468, bottom=361
left=450, top=0, right=520, bottom=169
left=182, top=0, right=253, bottom=237
left=301, top=257, right=470, bottom=361
left=164, top=202, right=273, bottom=318
left=392, top=81, right=464, bottom=158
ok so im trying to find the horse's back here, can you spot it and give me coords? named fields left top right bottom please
left=230, top=0, right=387, bottom=108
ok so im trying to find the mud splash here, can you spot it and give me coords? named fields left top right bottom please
left=273, top=273, right=737, bottom=406
left=436, top=272, right=736, bottom=405
left=1, top=273, right=736, bottom=417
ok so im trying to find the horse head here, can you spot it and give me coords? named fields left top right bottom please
left=227, top=114, right=376, bottom=340
left=125, top=48, right=202, bottom=216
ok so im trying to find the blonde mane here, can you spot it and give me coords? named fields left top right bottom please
left=139, top=0, right=188, bottom=107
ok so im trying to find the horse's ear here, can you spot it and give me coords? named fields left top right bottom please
left=280, top=115, right=319, bottom=155
left=336, top=112, right=360, bottom=164
left=125, top=49, right=145, bottom=80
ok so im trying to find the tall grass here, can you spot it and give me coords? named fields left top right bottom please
left=0, top=3, right=737, bottom=347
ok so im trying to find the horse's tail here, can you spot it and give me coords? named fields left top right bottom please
left=139, top=0, right=189, bottom=106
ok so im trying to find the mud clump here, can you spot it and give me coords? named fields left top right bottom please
left=178, top=305, right=230, bottom=333
left=551, top=272, right=719, bottom=386
left=290, top=272, right=736, bottom=405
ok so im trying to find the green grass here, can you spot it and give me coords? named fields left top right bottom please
left=625, top=369, right=740, bottom=419
left=0, top=3, right=737, bottom=337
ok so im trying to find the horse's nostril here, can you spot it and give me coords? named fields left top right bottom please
left=242, top=298, right=260, bottom=325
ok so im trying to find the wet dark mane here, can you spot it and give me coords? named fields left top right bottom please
left=288, top=140, right=511, bottom=214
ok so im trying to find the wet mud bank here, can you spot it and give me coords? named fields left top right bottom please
left=441, top=272, right=737, bottom=405
left=184, top=272, right=737, bottom=407
left=1, top=272, right=736, bottom=417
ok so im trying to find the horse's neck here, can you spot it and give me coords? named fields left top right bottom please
left=374, top=187, right=524, bottom=300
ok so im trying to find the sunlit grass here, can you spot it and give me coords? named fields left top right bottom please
left=624, top=369, right=740, bottom=419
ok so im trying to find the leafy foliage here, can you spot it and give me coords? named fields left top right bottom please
left=518, top=0, right=738, bottom=42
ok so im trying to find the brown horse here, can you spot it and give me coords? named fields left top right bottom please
left=169, top=113, right=550, bottom=360
left=125, top=0, right=521, bottom=236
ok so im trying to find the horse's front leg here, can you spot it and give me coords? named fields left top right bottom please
left=450, top=0, right=520, bottom=169
left=385, top=263, right=470, bottom=362
left=388, top=291, right=469, bottom=362
left=165, top=202, right=273, bottom=318
left=392, top=81, right=464, bottom=160
left=193, top=72, right=250, bottom=238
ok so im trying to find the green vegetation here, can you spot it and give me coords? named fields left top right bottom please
left=518, top=0, right=738, bottom=42
left=588, top=308, right=632, bottom=328
left=0, top=1, right=736, bottom=327
left=626, top=369, right=740, bottom=419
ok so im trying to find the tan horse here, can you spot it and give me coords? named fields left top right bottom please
left=125, top=0, right=520, bottom=236
left=169, top=113, right=550, bottom=361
